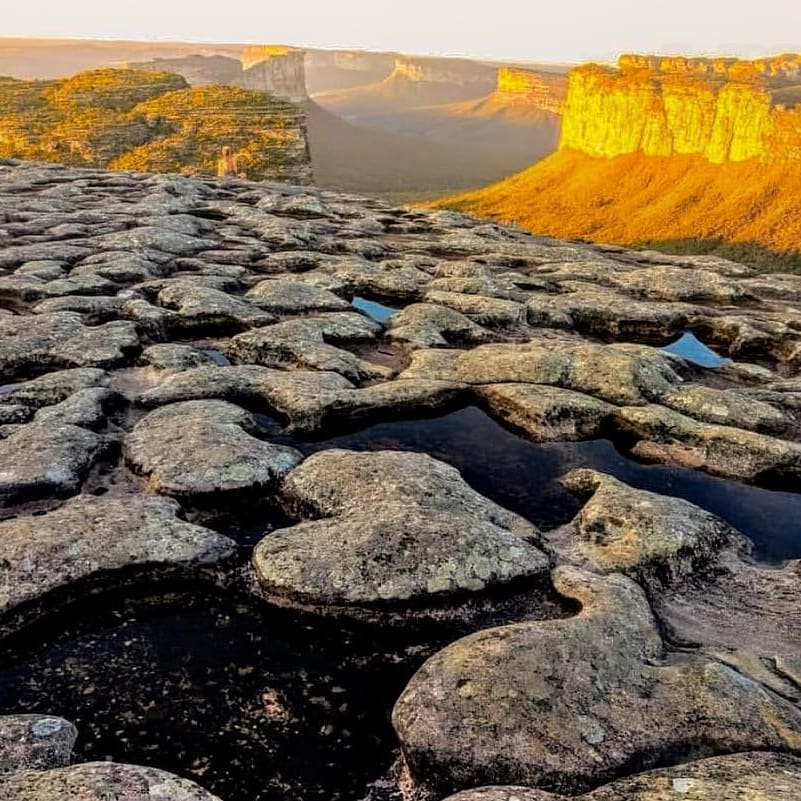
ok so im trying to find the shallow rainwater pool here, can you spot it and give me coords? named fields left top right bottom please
left=280, top=406, right=801, bottom=563
left=351, top=297, right=398, bottom=323
left=662, top=332, right=730, bottom=368
left=0, top=590, right=421, bottom=801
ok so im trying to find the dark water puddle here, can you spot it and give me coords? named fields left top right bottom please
left=201, top=347, right=232, bottom=366
left=279, top=406, right=801, bottom=563
left=662, top=332, right=730, bottom=368
left=351, top=297, right=398, bottom=323
left=0, top=589, right=424, bottom=801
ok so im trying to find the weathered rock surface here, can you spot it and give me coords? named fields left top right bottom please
left=125, top=400, right=302, bottom=499
left=0, top=422, right=109, bottom=505
left=0, top=494, right=235, bottom=628
left=552, top=469, right=740, bottom=582
left=0, top=762, right=223, bottom=800
left=441, top=752, right=801, bottom=801
left=253, top=450, right=550, bottom=615
left=393, top=568, right=801, bottom=794
left=0, top=716, right=76, bottom=774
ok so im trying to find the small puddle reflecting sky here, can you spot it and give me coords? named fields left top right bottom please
left=662, top=332, right=730, bottom=368
left=282, top=406, right=801, bottom=563
left=351, top=297, right=398, bottom=323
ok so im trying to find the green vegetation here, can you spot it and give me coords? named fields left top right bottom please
left=0, top=68, right=310, bottom=181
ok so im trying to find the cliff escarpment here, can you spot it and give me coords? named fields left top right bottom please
left=0, top=68, right=311, bottom=183
left=494, top=67, right=567, bottom=114
left=561, top=54, right=801, bottom=163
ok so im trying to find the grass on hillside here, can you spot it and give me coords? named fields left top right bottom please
left=440, top=149, right=801, bottom=274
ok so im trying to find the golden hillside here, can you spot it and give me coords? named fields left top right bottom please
left=440, top=54, right=801, bottom=271
left=0, top=68, right=311, bottom=182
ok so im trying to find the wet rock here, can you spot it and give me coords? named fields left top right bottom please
left=480, top=385, right=614, bottom=442
left=0, top=494, right=235, bottom=628
left=551, top=469, right=740, bottom=582
left=615, top=404, right=801, bottom=484
left=0, top=314, right=139, bottom=379
left=387, top=303, right=494, bottom=348
left=0, top=762, right=223, bottom=800
left=245, top=279, right=350, bottom=313
left=0, top=715, right=77, bottom=774
left=254, top=450, right=550, bottom=615
left=227, top=313, right=388, bottom=383
left=393, top=567, right=801, bottom=794
left=125, top=400, right=302, bottom=499
left=441, top=752, right=801, bottom=801
left=0, top=423, right=109, bottom=505
left=402, top=342, right=680, bottom=406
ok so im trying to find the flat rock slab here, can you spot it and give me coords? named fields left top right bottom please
left=552, top=469, right=740, bottom=583
left=124, top=400, right=303, bottom=499
left=441, top=752, right=801, bottom=801
left=0, top=762, right=222, bottom=800
left=393, top=567, right=801, bottom=794
left=245, top=279, right=350, bottom=313
left=253, top=450, right=550, bottom=615
left=0, top=423, right=109, bottom=506
left=401, top=341, right=680, bottom=406
left=0, top=494, right=235, bottom=628
left=0, top=313, right=139, bottom=380
left=0, top=716, right=76, bottom=774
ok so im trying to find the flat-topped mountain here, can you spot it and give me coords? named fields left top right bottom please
left=442, top=53, right=801, bottom=268
left=0, top=68, right=311, bottom=183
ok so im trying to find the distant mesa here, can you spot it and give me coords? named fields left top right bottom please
left=441, top=51, right=801, bottom=265
left=493, top=67, right=567, bottom=115
left=0, top=67, right=311, bottom=183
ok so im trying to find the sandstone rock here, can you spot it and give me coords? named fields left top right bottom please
left=480, top=385, right=614, bottom=442
left=0, top=423, right=109, bottom=505
left=139, top=344, right=223, bottom=371
left=124, top=400, right=302, bottom=499
left=156, top=282, right=274, bottom=333
left=0, top=715, right=76, bottom=774
left=607, top=266, right=748, bottom=303
left=401, top=342, right=680, bottom=405
left=614, top=404, right=801, bottom=484
left=0, top=762, right=223, bottom=800
left=393, top=568, right=801, bottom=794
left=552, top=469, right=740, bottom=582
left=0, top=313, right=139, bottom=379
left=441, top=752, right=801, bottom=801
left=227, top=313, right=388, bottom=383
left=0, top=494, right=235, bottom=629
left=253, top=450, right=549, bottom=614
left=245, top=279, right=350, bottom=313
left=32, top=387, right=120, bottom=429
left=423, top=290, right=526, bottom=327
left=387, top=303, right=493, bottom=348
left=0, top=369, right=107, bottom=409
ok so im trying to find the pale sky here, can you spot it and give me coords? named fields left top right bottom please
left=5, top=0, right=801, bottom=63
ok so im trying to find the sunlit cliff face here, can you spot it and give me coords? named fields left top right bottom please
left=560, top=54, right=801, bottom=163
left=494, top=68, right=566, bottom=114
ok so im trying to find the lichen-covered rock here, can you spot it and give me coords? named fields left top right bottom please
left=614, top=404, right=801, bottom=484
left=393, top=567, right=801, bottom=794
left=0, top=494, right=235, bottom=628
left=253, top=450, right=549, bottom=615
left=245, top=279, right=350, bottom=313
left=124, top=400, right=302, bottom=499
left=227, top=313, right=388, bottom=382
left=552, top=469, right=740, bottom=582
left=0, top=715, right=76, bottom=774
left=0, top=313, right=139, bottom=379
left=0, top=423, right=109, bottom=505
left=479, top=385, right=613, bottom=442
left=387, top=303, right=494, bottom=348
left=0, top=762, right=223, bottom=800
left=401, top=342, right=680, bottom=405
left=441, top=752, right=801, bottom=801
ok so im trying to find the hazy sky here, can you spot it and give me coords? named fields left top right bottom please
left=5, top=0, right=801, bottom=63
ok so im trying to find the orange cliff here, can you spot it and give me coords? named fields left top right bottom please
left=438, top=53, right=801, bottom=265
left=494, top=67, right=567, bottom=114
